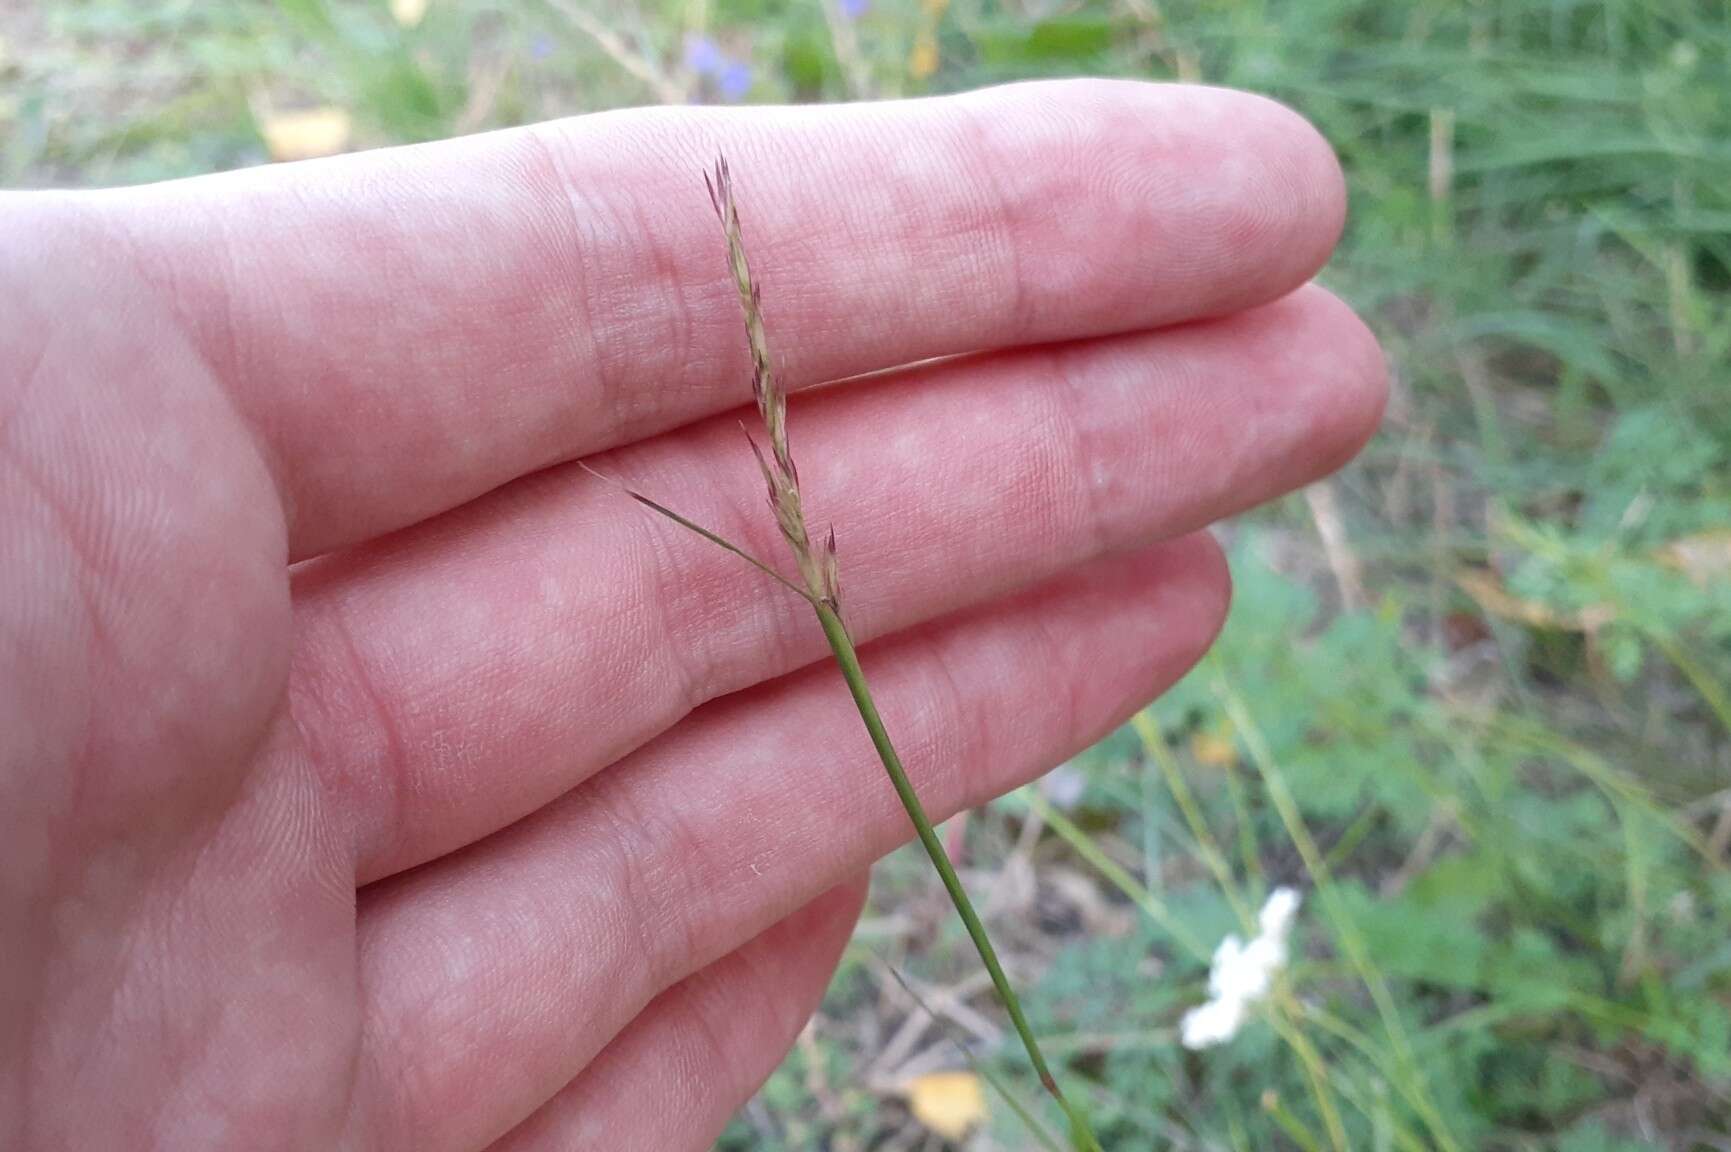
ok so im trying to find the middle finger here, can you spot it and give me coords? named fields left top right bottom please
left=290, top=283, right=1384, bottom=883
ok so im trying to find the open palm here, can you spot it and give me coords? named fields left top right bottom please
left=0, top=80, right=1384, bottom=1151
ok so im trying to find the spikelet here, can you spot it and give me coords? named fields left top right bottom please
left=707, top=156, right=841, bottom=609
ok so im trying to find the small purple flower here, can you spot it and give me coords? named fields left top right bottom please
left=529, top=35, right=555, bottom=61
left=683, top=34, right=725, bottom=76
left=683, top=33, right=752, bottom=102
left=716, top=60, right=753, bottom=102
left=838, top=0, right=870, bottom=19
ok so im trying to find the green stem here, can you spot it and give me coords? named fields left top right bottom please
left=1026, top=790, right=1208, bottom=962
left=1131, top=712, right=1256, bottom=933
left=1217, top=670, right=1460, bottom=1152
left=1649, top=629, right=1731, bottom=741
left=813, top=601, right=1103, bottom=1152
left=881, top=963, right=1067, bottom=1152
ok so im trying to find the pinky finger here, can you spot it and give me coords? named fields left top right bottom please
left=485, top=875, right=871, bottom=1152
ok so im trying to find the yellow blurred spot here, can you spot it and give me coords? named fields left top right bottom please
left=259, top=107, right=352, bottom=162
left=390, top=0, right=429, bottom=28
left=909, top=0, right=947, bottom=79
left=905, top=1070, right=986, bottom=1140
left=1190, top=728, right=1238, bottom=769
left=909, top=33, right=940, bottom=79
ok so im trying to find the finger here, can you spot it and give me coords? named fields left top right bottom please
left=348, top=536, right=1229, bottom=1152
left=485, top=876, right=869, bottom=1152
left=83, top=79, right=1344, bottom=557
left=291, top=285, right=1382, bottom=882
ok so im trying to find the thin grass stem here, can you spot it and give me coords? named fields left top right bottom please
left=1263, top=1089, right=1326, bottom=1152
left=880, top=961, right=1067, bottom=1152
left=1215, top=667, right=1461, bottom=1152
left=1131, top=711, right=1257, bottom=932
left=1032, top=777, right=1352, bottom=1151
left=1132, top=713, right=1350, bottom=1151
left=612, top=154, right=1105, bottom=1152
left=1649, top=631, right=1731, bottom=740
left=1487, top=712, right=1718, bottom=865
left=1268, top=991, right=1350, bottom=1152
left=1025, top=789, right=1209, bottom=962
left=815, top=604, right=1103, bottom=1151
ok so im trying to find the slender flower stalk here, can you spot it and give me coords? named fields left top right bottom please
left=610, top=156, right=1102, bottom=1151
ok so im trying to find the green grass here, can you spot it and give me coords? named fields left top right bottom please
left=8, top=0, right=1728, bottom=1147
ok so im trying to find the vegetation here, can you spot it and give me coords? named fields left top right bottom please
left=6, top=0, right=1727, bottom=1147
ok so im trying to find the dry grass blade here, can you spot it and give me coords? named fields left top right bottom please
left=575, top=460, right=813, bottom=602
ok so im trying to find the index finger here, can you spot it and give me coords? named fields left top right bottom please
left=66, top=79, right=1344, bottom=558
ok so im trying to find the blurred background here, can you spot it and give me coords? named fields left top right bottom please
left=4, top=1, right=1728, bottom=1148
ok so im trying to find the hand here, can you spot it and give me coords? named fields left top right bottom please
left=0, top=80, right=1384, bottom=1151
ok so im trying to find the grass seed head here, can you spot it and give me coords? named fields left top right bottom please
left=709, top=154, right=829, bottom=601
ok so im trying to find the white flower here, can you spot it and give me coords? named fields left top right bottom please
left=1178, top=991, right=1248, bottom=1049
left=1180, top=887, right=1301, bottom=1050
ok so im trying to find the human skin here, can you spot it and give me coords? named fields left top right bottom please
left=0, top=79, right=1386, bottom=1151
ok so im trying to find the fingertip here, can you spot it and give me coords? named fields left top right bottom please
left=1178, top=282, right=1385, bottom=499
left=1290, top=283, right=1390, bottom=473
left=1103, top=79, right=1348, bottom=311
left=1035, top=535, right=1231, bottom=719
left=1187, top=529, right=1235, bottom=653
left=1128, top=531, right=1234, bottom=684
left=1188, top=87, right=1347, bottom=309
left=949, top=78, right=1352, bottom=321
